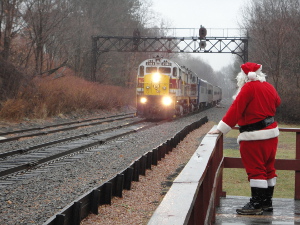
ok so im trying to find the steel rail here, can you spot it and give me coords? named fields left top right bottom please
left=0, top=114, right=135, bottom=143
left=0, top=120, right=151, bottom=178
left=0, top=113, right=134, bottom=136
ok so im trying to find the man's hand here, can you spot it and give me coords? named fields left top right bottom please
left=208, top=129, right=221, bottom=134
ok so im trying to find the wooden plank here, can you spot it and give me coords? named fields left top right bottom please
left=174, top=129, right=218, bottom=183
left=224, top=157, right=300, bottom=170
left=215, top=196, right=300, bottom=224
left=148, top=126, right=220, bottom=225
left=147, top=182, right=199, bottom=225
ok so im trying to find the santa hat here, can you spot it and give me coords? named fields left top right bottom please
left=241, top=62, right=262, bottom=81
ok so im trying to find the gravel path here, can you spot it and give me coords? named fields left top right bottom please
left=0, top=101, right=230, bottom=225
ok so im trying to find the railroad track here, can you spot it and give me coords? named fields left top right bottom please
left=0, top=109, right=209, bottom=186
left=0, top=113, right=135, bottom=143
left=0, top=101, right=226, bottom=225
left=0, top=118, right=168, bottom=187
left=0, top=114, right=139, bottom=159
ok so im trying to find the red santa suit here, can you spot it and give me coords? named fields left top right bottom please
left=217, top=62, right=281, bottom=189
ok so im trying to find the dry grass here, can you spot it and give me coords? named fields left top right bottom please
left=0, top=74, right=135, bottom=121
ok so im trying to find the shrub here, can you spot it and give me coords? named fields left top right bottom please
left=0, top=74, right=136, bottom=121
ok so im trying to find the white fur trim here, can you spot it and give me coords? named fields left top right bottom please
left=267, top=177, right=277, bottom=186
left=217, top=120, right=231, bottom=134
left=250, top=179, right=268, bottom=188
left=248, top=72, right=257, bottom=81
left=0, top=136, right=6, bottom=140
left=237, top=127, right=279, bottom=144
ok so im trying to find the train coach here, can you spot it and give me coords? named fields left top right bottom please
left=136, top=56, right=222, bottom=119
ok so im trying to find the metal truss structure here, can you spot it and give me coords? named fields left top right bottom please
left=91, top=35, right=248, bottom=80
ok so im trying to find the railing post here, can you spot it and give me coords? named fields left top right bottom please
left=217, top=134, right=223, bottom=202
left=295, top=132, right=300, bottom=200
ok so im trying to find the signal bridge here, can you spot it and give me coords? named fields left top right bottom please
left=91, top=27, right=248, bottom=80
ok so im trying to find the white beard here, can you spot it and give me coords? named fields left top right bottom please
left=232, top=71, right=267, bottom=100
left=232, top=72, right=247, bottom=100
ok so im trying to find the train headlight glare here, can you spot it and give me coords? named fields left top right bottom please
left=152, top=72, right=161, bottom=83
left=162, top=96, right=172, bottom=106
left=140, top=97, right=147, bottom=104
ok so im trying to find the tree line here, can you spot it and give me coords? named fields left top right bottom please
left=0, top=0, right=157, bottom=82
left=1, top=0, right=299, bottom=122
left=241, top=0, right=300, bottom=122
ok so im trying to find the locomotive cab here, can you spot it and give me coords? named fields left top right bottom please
left=136, top=56, right=222, bottom=119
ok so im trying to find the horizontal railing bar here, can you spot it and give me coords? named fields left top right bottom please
left=224, top=157, right=300, bottom=170
left=232, top=126, right=300, bottom=133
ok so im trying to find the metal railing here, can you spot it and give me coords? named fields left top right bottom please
left=148, top=125, right=224, bottom=225
left=148, top=126, right=300, bottom=224
left=225, top=127, right=300, bottom=199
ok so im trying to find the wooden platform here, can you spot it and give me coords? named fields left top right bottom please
left=215, top=196, right=300, bottom=224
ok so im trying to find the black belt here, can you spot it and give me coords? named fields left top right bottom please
left=239, top=116, right=275, bottom=133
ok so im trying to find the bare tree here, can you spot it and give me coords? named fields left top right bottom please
left=241, top=0, right=300, bottom=91
left=22, top=0, right=71, bottom=75
left=241, top=0, right=300, bottom=122
left=0, top=0, right=23, bottom=60
left=1, top=0, right=168, bottom=84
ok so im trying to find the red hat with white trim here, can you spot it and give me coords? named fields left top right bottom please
left=241, top=62, right=262, bottom=81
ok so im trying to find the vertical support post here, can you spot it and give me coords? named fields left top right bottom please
left=91, top=189, right=100, bottom=215
left=242, top=31, right=249, bottom=63
left=157, top=145, right=162, bottom=161
left=101, top=182, right=112, bottom=205
left=133, top=160, right=140, bottom=181
left=124, top=167, right=133, bottom=190
left=218, top=134, right=225, bottom=198
left=116, top=174, right=124, bottom=198
left=91, top=36, right=98, bottom=82
left=243, top=38, right=248, bottom=63
left=139, top=155, right=146, bottom=176
left=73, top=201, right=82, bottom=225
left=295, top=132, right=300, bottom=200
left=146, top=152, right=152, bottom=169
left=55, top=214, right=65, bottom=225
left=152, top=148, right=158, bottom=166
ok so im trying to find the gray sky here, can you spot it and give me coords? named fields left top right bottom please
left=151, top=0, right=250, bottom=70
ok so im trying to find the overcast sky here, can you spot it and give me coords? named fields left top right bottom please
left=151, top=0, right=250, bottom=70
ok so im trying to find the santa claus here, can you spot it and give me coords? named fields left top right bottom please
left=209, top=62, right=281, bottom=215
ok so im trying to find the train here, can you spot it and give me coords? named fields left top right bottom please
left=136, top=56, right=222, bottom=119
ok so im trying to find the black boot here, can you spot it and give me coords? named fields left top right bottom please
left=262, top=186, right=274, bottom=211
left=236, top=187, right=265, bottom=215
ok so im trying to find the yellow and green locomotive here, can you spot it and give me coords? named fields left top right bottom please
left=136, top=56, right=222, bottom=119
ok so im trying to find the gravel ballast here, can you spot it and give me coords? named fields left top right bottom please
left=0, top=102, right=229, bottom=225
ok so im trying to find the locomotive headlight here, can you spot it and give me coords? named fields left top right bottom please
left=140, top=97, right=147, bottom=104
left=152, top=72, right=161, bottom=83
left=162, top=96, right=172, bottom=106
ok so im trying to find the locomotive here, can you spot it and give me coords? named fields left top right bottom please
left=136, top=56, right=222, bottom=119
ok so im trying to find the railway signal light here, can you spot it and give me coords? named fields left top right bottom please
left=199, top=26, right=207, bottom=49
left=199, top=25, right=207, bottom=39
left=200, top=40, right=206, bottom=49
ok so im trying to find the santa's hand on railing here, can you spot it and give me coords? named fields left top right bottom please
left=208, top=129, right=221, bottom=134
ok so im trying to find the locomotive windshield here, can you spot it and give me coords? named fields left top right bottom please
left=146, top=67, right=157, bottom=73
left=158, top=67, right=171, bottom=74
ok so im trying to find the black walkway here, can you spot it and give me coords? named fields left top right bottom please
left=215, top=196, right=300, bottom=224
